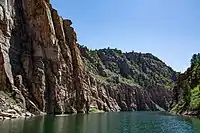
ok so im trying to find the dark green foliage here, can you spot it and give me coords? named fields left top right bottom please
left=79, top=45, right=175, bottom=89
left=191, top=53, right=200, bottom=66
left=182, top=81, right=191, bottom=106
left=172, top=53, right=200, bottom=112
left=190, top=85, right=200, bottom=110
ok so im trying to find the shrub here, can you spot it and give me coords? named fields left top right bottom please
left=189, top=85, right=200, bottom=110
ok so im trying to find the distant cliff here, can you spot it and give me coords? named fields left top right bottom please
left=0, top=0, right=175, bottom=119
left=171, top=54, right=200, bottom=115
left=79, top=46, right=175, bottom=112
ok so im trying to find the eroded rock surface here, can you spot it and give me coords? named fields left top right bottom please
left=80, top=47, right=174, bottom=112
left=0, top=0, right=175, bottom=117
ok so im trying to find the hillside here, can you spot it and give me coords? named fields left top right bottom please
left=79, top=46, right=175, bottom=111
left=80, top=46, right=174, bottom=89
left=171, top=53, right=200, bottom=115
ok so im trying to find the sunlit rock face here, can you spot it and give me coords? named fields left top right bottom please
left=0, top=0, right=175, bottom=118
left=0, top=0, right=92, bottom=116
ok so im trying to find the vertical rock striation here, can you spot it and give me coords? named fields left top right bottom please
left=0, top=0, right=174, bottom=118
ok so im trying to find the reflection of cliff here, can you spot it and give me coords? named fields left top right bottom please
left=0, top=113, right=199, bottom=133
left=23, top=117, right=45, bottom=133
left=50, top=116, right=68, bottom=133
left=192, top=118, right=200, bottom=133
left=0, top=118, right=24, bottom=133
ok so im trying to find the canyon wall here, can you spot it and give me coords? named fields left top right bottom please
left=0, top=0, right=175, bottom=118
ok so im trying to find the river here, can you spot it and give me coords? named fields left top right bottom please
left=0, top=112, right=200, bottom=133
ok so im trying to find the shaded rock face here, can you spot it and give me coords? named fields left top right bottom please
left=82, top=75, right=172, bottom=112
left=0, top=0, right=174, bottom=117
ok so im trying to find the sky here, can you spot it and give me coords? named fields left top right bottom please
left=51, top=0, right=200, bottom=72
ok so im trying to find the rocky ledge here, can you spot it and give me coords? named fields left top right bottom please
left=0, top=0, right=175, bottom=118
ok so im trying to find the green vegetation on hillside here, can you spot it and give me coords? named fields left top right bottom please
left=171, top=53, right=200, bottom=113
left=79, top=45, right=175, bottom=89
left=190, top=85, right=200, bottom=110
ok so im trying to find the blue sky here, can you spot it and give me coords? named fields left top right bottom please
left=51, top=0, right=200, bottom=72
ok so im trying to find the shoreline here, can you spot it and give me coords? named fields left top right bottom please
left=170, top=110, right=200, bottom=118
left=1, top=110, right=199, bottom=121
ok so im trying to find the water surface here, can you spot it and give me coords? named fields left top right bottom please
left=0, top=112, right=200, bottom=133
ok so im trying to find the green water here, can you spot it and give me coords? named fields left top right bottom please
left=0, top=112, right=200, bottom=133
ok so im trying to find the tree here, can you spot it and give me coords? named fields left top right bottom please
left=191, top=53, right=200, bottom=66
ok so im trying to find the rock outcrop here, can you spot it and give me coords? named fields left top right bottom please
left=0, top=0, right=175, bottom=118
left=79, top=47, right=175, bottom=112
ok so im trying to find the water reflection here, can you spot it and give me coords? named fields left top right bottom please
left=23, top=116, right=44, bottom=133
left=0, top=118, right=25, bottom=133
left=0, top=112, right=200, bottom=133
left=192, top=117, right=200, bottom=133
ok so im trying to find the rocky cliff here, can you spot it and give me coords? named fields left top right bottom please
left=79, top=46, right=175, bottom=112
left=0, top=0, right=175, bottom=119
left=171, top=54, right=200, bottom=116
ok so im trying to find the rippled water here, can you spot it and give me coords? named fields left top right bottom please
left=0, top=112, right=200, bottom=133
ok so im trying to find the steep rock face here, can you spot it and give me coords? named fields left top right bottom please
left=0, top=0, right=175, bottom=118
left=0, top=0, right=29, bottom=118
left=0, top=0, right=89, bottom=117
left=79, top=47, right=175, bottom=112
left=21, top=0, right=90, bottom=114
